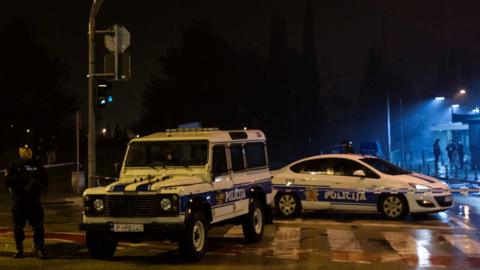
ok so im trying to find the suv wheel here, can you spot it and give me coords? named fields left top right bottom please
left=179, top=210, right=208, bottom=261
left=275, top=193, right=301, bottom=218
left=86, top=231, right=118, bottom=260
left=380, top=194, right=408, bottom=220
left=242, top=199, right=265, bottom=243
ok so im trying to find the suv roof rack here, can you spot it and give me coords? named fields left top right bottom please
left=165, top=127, right=219, bottom=134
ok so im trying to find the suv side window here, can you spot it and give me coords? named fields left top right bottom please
left=245, top=142, right=267, bottom=169
left=290, top=159, right=329, bottom=174
left=230, top=144, right=245, bottom=172
left=212, top=145, right=228, bottom=177
left=331, top=158, right=378, bottom=178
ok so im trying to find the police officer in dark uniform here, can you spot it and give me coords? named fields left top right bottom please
left=4, top=143, right=48, bottom=259
left=341, top=138, right=354, bottom=154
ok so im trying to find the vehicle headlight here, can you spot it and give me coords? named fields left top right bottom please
left=93, top=198, right=105, bottom=212
left=160, top=197, right=172, bottom=211
left=409, top=183, right=430, bottom=190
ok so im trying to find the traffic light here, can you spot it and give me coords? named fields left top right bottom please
left=97, top=80, right=113, bottom=107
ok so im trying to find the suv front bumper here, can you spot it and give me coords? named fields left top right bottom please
left=79, top=222, right=186, bottom=240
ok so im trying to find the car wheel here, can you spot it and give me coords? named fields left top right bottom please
left=276, top=193, right=301, bottom=218
left=179, top=210, right=208, bottom=261
left=242, top=199, right=265, bottom=243
left=86, top=231, right=118, bottom=260
left=380, top=194, right=409, bottom=220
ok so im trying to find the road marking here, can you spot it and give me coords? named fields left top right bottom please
left=442, top=234, right=480, bottom=256
left=382, top=231, right=425, bottom=255
left=271, top=226, right=301, bottom=259
left=382, top=231, right=432, bottom=267
left=448, top=215, right=473, bottom=230
left=221, top=225, right=244, bottom=238
left=327, top=229, right=362, bottom=252
left=274, top=218, right=469, bottom=230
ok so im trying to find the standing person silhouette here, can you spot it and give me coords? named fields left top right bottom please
left=4, top=143, right=48, bottom=259
left=457, top=140, right=465, bottom=169
left=433, top=139, right=441, bottom=174
left=445, top=140, right=456, bottom=169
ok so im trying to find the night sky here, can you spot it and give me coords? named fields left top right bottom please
left=3, top=0, right=480, bottom=128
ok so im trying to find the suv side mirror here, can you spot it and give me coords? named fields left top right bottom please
left=353, top=169, right=366, bottom=177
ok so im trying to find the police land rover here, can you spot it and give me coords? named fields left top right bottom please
left=80, top=128, right=273, bottom=261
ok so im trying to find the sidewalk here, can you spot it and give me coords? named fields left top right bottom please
left=429, top=164, right=480, bottom=186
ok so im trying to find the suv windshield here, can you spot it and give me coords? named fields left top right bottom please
left=125, top=140, right=208, bottom=168
left=360, top=158, right=410, bottom=175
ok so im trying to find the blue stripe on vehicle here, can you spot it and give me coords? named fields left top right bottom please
left=330, top=202, right=376, bottom=206
left=273, top=185, right=380, bottom=204
left=179, top=178, right=272, bottom=213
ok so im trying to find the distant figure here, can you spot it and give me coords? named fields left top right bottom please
left=458, top=140, right=465, bottom=169
left=341, top=139, right=354, bottom=154
left=45, top=136, right=57, bottom=165
left=445, top=140, right=457, bottom=169
left=433, top=139, right=441, bottom=174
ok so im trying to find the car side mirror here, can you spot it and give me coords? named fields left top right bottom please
left=353, top=169, right=366, bottom=177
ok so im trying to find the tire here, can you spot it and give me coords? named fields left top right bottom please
left=242, top=199, right=265, bottom=243
left=275, top=193, right=301, bottom=218
left=380, top=194, right=409, bottom=220
left=179, top=210, right=208, bottom=261
left=86, top=231, right=118, bottom=260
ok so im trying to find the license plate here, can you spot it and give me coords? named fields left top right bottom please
left=444, top=196, right=452, bottom=202
left=113, top=224, right=144, bottom=232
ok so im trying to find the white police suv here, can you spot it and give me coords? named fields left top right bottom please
left=80, top=128, right=272, bottom=261
left=272, top=154, right=453, bottom=219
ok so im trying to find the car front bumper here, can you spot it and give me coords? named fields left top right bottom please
left=406, top=192, right=453, bottom=213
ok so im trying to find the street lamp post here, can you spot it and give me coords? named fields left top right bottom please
left=435, top=89, right=467, bottom=123
left=88, top=0, right=104, bottom=188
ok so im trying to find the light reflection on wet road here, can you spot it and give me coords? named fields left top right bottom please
left=1, top=194, right=480, bottom=269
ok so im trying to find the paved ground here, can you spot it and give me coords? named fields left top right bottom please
left=0, top=175, right=479, bottom=269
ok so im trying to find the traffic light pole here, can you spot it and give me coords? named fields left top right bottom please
left=88, top=0, right=103, bottom=188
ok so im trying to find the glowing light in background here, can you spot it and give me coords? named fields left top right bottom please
left=435, top=97, right=445, bottom=101
left=452, top=104, right=460, bottom=108
left=464, top=205, right=470, bottom=221
left=459, top=89, right=466, bottom=94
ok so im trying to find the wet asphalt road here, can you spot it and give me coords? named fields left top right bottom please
left=0, top=193, right=479, bottom=270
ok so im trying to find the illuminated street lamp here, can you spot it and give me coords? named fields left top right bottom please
left=434, top=89, right=467, bottom=121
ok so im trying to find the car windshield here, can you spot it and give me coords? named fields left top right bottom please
left=360, top=158, right=410, bottom=175
left=125, top=140, right=208, bottom=167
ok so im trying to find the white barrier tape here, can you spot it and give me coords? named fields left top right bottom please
left=44, top=162, right=77, bottom=169
left=0, top=162, right=77, bottom=173
left=278, top=185, right=480, bottom=196
left=95, top=176, right=118, bottom=181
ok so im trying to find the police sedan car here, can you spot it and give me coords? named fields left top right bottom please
left=272, top=154, right=453, bottom=219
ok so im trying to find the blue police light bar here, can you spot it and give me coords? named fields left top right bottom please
left=107, top=95, right=113, bottom=103
left=435, top=97, right=445, bottom=101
